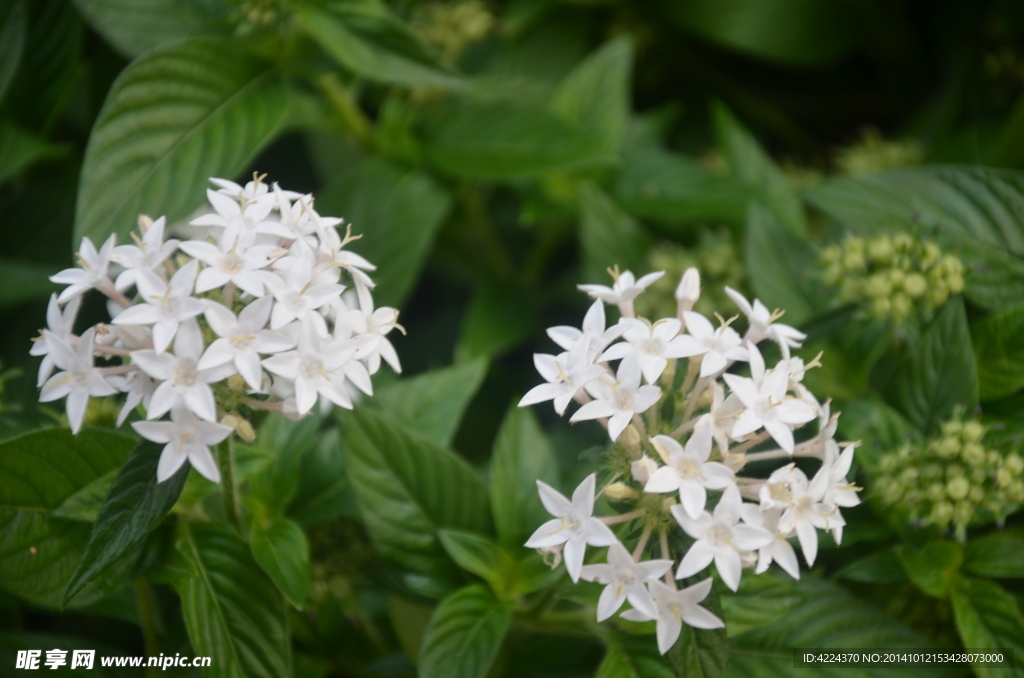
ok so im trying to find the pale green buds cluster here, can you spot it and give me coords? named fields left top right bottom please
left=413, top=0, right=495, bottom=62
left=635, top=229, right=746, bottom=320
left=821, top=234, right=965, bottom=322
left=834, top=128, right=924, bottom=176
left=875, top=418, right=1023, bottom=536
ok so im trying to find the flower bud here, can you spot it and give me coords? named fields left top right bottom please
left=621, top=424, right=641, bottom=457
left=996, top=468, right=1012, bottom=488
left=1006, top=481, right=1024, bottom=502
left=946, top=477, right=969, bottom=501
left=926, top=483, right=945, bottom=501
left=604, top=482, right=638, bottom=500
left=968, top=486, right=984, bottom=503
left=675, top=267, right=701, bottom=315
left=962, top=420, right=985, bottom=443
left=631, top=455, right=659, bottom=485
left=961, top=442, right=985, bottom=466
left=868, top=235, right=894, bottom=264
left=890, top=293, right=911, bottom=321
left=903, top=272, right=927, bottom=298
left=869, top=296, right=891, bottom=318
left=953, top=502, right=973, bottom=527
left=921, top=463, right=942, bottom=479
left=937, top=436, right=960, bottom=459
left=929, top=501, right=954, bottom=526
left=138, top=214, right=154, bottom=232
left=1005, top=453, right=1023, bottom=475
left=927, top=287, right=948, bottom=308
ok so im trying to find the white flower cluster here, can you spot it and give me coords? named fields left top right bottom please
left=33, top=174, right=402, bottom=483
left=519, top=267, right=860, bottom=654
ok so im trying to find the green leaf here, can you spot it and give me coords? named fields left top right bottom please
left=578, top=181, right=652, bottom=284
left=489, top=405, right=559, bottom=549
left=950, top=576, right=1024, bottom=678
left=678, top=587, right=728, bottom=677
left=0, top=0, right=26, bottom=104
left=882, top=298, right=978, bottom=434
left=896, top=541, right=963, bottom=598
left=596, top=635, right=675, bottom=678
left=250, top=515, right=309, bottom=609
left=71, top=0, right=228, bottom=58
left=426, top=102, right=615, bottom=179
left=374, top=359, right=489, bottom=447
left=455, top=281, right=534, bottom=361
left=803, top=166, right=1024, bottom=311
left=0, top=120, right=64, bottom=185
left=52, top=469, right=117, bottom=522
left=667, top=0, right=860, bottom=66
left=0, top=428, right=138, bottom=608
left=552, top=36, right=633, bottom=152
left=744, top=205, right=821, bottom=325
left=171, top=522, right=291, bottom=678
left=75, top=37, right=289, bottom=244
left=439, top=529, right=514, bottom=597
left=712, top=102, right=806, bottom=237
left=316, top=157, right=452, bottom=307
left=297, top=5, right=462, bottom=88
left=0, top=428, right=136, bottom=512
left=387, top=594, right=436, bottom=665
left=419, top=584, right=514, bottom=678
left=963, top=529, right=1024, bottom=579
left=247, top=414, right=321, bottom=517
left=720, top=571, right=804, bottom=637
left=0, top=259, right=58, bottom=308
left=835, top=548, right=907, bottom=584
left=972, top=306, right=1024, bottom=401
left=64, top=440, right=189, bottom=605
left=339, top=407, right=492, bottom=597
left=287, top=429, right=354, bottom=526
left=729, top=575, right=953, bottom=678
left=614, top=148, right=756, bottom=227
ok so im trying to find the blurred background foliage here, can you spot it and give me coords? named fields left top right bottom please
left=2, top=0, right=1024, bottom=676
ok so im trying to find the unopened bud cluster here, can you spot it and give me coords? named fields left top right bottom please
left=820, top=234, right=964, bottom=322
left=413, top=0, right=494, bottom=62
left=875, top=418, right=1023, bottom=536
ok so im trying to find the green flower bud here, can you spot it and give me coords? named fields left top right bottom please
left=889, top=268, right=906, bottom=286
left=821, top=245, right=841, bottom=265
left=893, top=233, right=914, bottom=253
left=962, top=443, right=986, bottom=466
left=1007, top=481, right=1024, bottom=503
left=879, top=455, right=897, bottom=473
left=937, top=436, right=960, bottom=459
left=927, top=286, right=949, bottom=309
left=865, top=273, right=893, bottom=297
left=946, top=464, right=964, bottom=480
left=968, top=486, right=985, bottom=503
left=891, top=293, right=911, bottom=320
left=996, top=468, right=1013, bottom=488
left=953, top=502, right=973, bottom=527
left=903, top=272, right=927, bottom=298
left=940, top=255, right=963, bottom=277
left=901, top=468, right=920, bottom=485
left=929, top=501, right=954, bottom=526
left=841, top=279, right=861, bottom=300
left=947, top=273, right=964, bottom=294
left=1005, top=453, right=1023, bottom=475
left=897, top=446, right=913, bottom=461
left=843, top=250, right=867, bottom=273
left=987, top=451, right=1002, bottom=466
left=962, top=420, right=985, bottom=443
left=947, top=477, right=970, bottom=501
left=971, top=467, right=987, bottom=485
left=926, top=483, right=946, bottom=501
left=870, top=296, right=891, bottom=318
left=922, top=463, right=943, bottom=479
left=868, top=235, right=894, bottom=263
left=921, top=241, right=942, bottom=268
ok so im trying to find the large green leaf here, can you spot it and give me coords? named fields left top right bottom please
left=729, top=575, right=956, bottom=678
left=667, top=0, right=860, bottom=66
left=316, top=157, right=452, bottom=307
left=250, top=514, right=309, bottom=609
left=712, top=102, right=806, bottom=237
left=374, top=359, right=488, bottom=447
left=455, top=280, right=535, bottom=361
left=297, top=5, right=461, bottom=88
left=426, top=102, right=615, bottom=179
left=339, top=407, right=492, bottom=597
left=489, top=405, right=560, bottom=549
left=803, top=166, right=1024, bottom=311
left=63, top=440, right=188, bottom=605
left=439, top=529, right=515, bottom=598
left=614, top=148, right=756, bottom=227
left=72, top=0, right=228, bottom=58
left=972, top=306, right=1024, bottom=401
left=0, top=428, right=137, bottom=608
left=75, top=37, right=289, bottom=244
left=552, top=37, right=633, bottom=152
left=418, top=584, right=514, bottom=678
left=246, top=414, right=322, bottom=517
left=578, top=181, right=652, bottom=284
left=882, top=298, right=978, bottom=434
left=172, top=522, right=292, bottom=678
left=896, top=541, right=963, bottom=599
left=286, top=429, right=354, bottom=526
left=950, top=576, right=1024, bottom=678
left=744, top=205, right=821, bottom=325
left=0, top=259, right=58, bottom=308
left=597, top=635, right=675, bottom=678
left=963, top=529, right=1024, bottom=579
left=0, top=0, right=26, bottom=104
left=679, top=586, right=727, bottom=678
left=719, top=571, right=804, bottom=637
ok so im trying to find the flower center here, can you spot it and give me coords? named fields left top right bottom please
left=639, top=337, right=664, bottom=356
left=172, top=360, right=198, bottom=387
left=299, top=355, right=326, bottom=380
left=221, top=253, right=244, bottom=275
left=706, top=522, right=731, bottom=546
left=613, top=388, right=634, bottom=411
left=674, top=459, right=702, bottom=481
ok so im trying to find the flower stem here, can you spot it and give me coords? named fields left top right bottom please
left=134, top=578, right=160, bottom=678
left=670, top=416, right=699, bottom=439
left=633, top=524, right=653, bottom=562
left=682, top=375, right=707, bottom=422
left=601, top=509, right=645, bottom=525
left=223, top=281, right=235, bottom=308
left=659, top=529, right=675, bottom=589
left=218, top=438, right=242, bottom=534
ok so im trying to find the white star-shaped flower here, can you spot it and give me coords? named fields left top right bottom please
left=644, top=418, right=735, bottom=519
left=38, top=327, right=118, bottom=433
left=50, top=235, right=116, bottom=303
left=759, top=464, right=842, bottom=567
left=601, top=317, right=695, bottom=384
left=547, top=300, right=624, bottom=363
left=190, top=187, right=291, bottom=245
left=674, top=311, right=749, bottom=377
left=571, top=352, right=661, bottom=442
left=31, top=294, right=81, bottom=387
left=112, top=260, right=205, bottom=353
left=345, top=283, right=402, bottom=375
left=708, top=382, right=744, bottom=456
left=580, top=541, right=672, bottom=622
left=133, top=406, right=231, bottom=483
left=673, top=484, right=774, bottom=591
left=131, top=319, right=227, bottom=423
left=260, top=255, right=344, bottom=330
left=725, top=287, right=806, bottom=359
left=621, top=578, right=723, bottom=655
left=519, top=337, right=605, bottom=415
left=722, top=343, right=816, bottom=454
left=178, top=227, right=279, bottom=297
left=261, top=315, right=358, bottom=414
left=578, top=270, right=664, bottom=315
left=115, top=369, right=155, bottom=427
left=111, top=217, right=179, bottom=291
left=524, top=474, right=616, bottom=582
left=739, top=504, right=800, bottom=580
left=198, top=296, right=294, bottom=390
